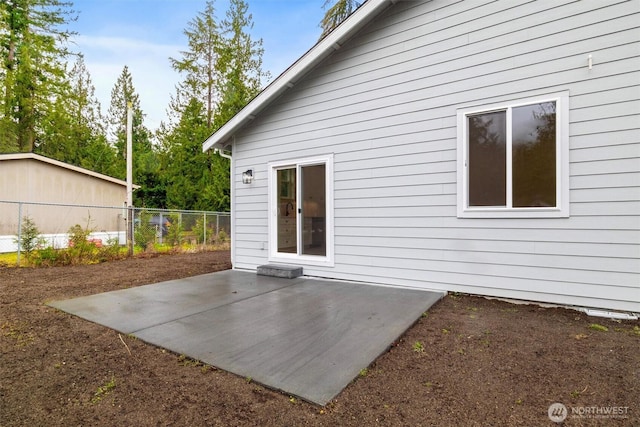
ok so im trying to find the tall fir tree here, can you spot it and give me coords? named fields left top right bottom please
left=161, top=0, right=268, bottom=211
left=0, top=0, right=76, bottom=152
left=67, top=57, right=120, bottom=178
left=106, top=66, right=150, bottom=160
left=169, top=0, right=220, bottom=128
left=319, top=0, right=360, bottom=39
left=35, top=55, right=119, bottom=177
left=162, top=97, right=223, bottom=210
left=106, top=66, right=163, bottom=207
left=214, top=0, right=268, bottom=129
left=66, top=55, right=105, bottom=140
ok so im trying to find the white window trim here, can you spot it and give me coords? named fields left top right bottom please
left=456, top=92, right=570, bottom=218
left=267, top=154, right=334, bottom=267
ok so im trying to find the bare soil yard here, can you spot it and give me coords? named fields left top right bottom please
left=1, top=251, right=638, bottom=426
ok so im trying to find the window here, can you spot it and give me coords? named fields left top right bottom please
left=268, top=154, right=334, bottom=266
left=457, top=93, right=569, bottom=218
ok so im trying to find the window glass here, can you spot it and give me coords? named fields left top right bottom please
left=301, top=164, right=326, bottom=256
left=468, top=111, right=506, bottom=206
left=512, top=102, right=556, bottom=207
left=277, top=168, right=296, bottom=253
left=457, top=93, right=567, bottom=218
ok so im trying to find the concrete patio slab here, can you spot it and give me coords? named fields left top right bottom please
left=49, top=271, right=295, bottom=334
left=49, top=270, right=443, bottom=405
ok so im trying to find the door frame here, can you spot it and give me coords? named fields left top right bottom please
left=268, top=154, right=334, bottom=267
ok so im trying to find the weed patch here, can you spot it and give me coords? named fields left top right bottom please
left=91, top=376, right=116, bottom=404
left=589, top=323, right=609, bottom=332
left=412, top=341, right=425, bottom=353
left=177, top=354, right=201, bottom=367
left=1, top=321, right=34, bottom=347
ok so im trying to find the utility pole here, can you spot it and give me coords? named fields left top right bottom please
left=126, top=102, right=134, bottom=256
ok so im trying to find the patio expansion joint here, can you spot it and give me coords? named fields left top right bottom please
left=128, top=279, right=302, bottom=335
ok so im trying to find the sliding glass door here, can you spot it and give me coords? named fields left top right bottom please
left=271, top=155, right=333, bottom=265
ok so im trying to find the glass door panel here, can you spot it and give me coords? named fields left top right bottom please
left=301, top=164, right=326, bottom=256
left=277, top=168, right=296, bottom=253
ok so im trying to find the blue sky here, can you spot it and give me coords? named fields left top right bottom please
left=68, top=0, right=327, bottom=130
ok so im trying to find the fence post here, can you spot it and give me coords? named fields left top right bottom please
left=16, top=202, right=22, bottom=266
left=203, top=213, right=207, bottom=246
left=127, top=206, right=134, bottom=257
left=216, top=214, right=220, bottom=236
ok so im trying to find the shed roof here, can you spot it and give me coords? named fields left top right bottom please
left=202, top=0, right=393, bottom=152
left=0, top=152, right=138, bottom=188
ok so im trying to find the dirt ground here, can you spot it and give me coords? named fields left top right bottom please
left=1, top=250, right=638, bottom=426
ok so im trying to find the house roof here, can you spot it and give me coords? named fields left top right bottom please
left=0, top=152, right=139, bottom=188
left=202, top=0, right=393, bottom=152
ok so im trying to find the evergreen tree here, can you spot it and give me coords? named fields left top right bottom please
left=169, top=0, right=268, bottom=129
left=162, top=0, right=267, bottom=211
left=134, top=148, right=166, bottom=208
left=106, top=66, right=150, bottom=159
left=106, top=66, right=163, bottom=206
left=0, top=0, right=76, bottom=152
left=68, top=57, right=119, bottom=178
left=35, top=55, right=119, bottom=177
left=162, top=97, right=215, bottom=210
left=169, top=0, right=220, bottom=128
left=319, top=0, right=360, bottom=39
left=214, top=0, right=268, bottom=129
left=66, top=55, right=105, bottom=140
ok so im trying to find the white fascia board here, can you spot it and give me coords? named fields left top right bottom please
left=202, top=0, right=392, bottom=153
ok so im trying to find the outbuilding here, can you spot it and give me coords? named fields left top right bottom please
left=0, top=152, right=133, bottom=250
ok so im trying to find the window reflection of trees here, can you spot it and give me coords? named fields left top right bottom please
left=468, top=111, right=506, bottom=206
left=512, top=102, right=556, bottom=207
left=467, top=102, right=556, bottom=208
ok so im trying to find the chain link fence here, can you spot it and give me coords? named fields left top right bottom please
left=0, top=200, right=230, bottom=263
left=131, top=208, right=230, bottom=248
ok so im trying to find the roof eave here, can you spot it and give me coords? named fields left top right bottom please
left=0, top=152, right=139, bottom=189
left=202, top=0, right=393, bottom=153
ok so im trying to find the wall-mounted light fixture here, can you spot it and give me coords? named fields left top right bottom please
left=242, top=169, right=254, bottom=184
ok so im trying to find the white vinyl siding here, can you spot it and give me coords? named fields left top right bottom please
left=230, top=0, right=640, bottom=312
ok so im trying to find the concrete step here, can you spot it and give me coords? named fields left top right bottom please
left=257, top=264, right=303, bottom=279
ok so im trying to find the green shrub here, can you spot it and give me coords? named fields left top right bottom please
left=14, top=216, right=45, bottom=263
left=96, top=237, right=123, bottom=262
left=192, top=217, right=212, bottom=244
left=134, top=210, right=157, bottom=250
left=67, top=224, right=96, bottom=264
left=166, top=214, right=183, bottom=247
left=216, top=230, right=229, bottom=244
left=31, top=246, right=59, bottom=267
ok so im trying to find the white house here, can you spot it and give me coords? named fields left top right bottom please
left=203, top=0, right=640, bottom=313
